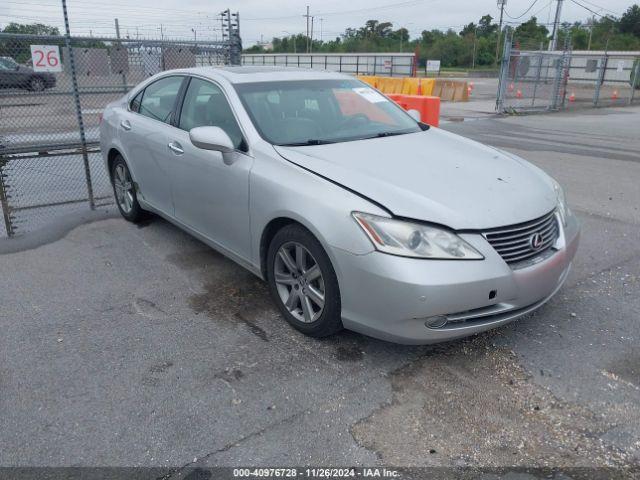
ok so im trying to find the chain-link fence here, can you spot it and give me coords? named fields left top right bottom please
left=497, top=32, right=640, bottom=113
left=0, top=22, right=240, bottom=237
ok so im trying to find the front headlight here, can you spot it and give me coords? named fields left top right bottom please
left=352, top=212, right=484, bottom=260
left=554, top=181, right=569, bottom=226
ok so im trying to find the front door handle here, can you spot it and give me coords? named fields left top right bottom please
left=120, top=120, right=131, bottom=131
left=168, top=141, right=184, bottom=155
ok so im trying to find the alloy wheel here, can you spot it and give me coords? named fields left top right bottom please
left=274, top=241, right=325, bottom=323
left=30, top=78, right=45, bottom=91
left=114, top=163, right=134, bottom=214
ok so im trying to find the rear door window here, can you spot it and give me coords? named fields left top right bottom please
left=138, top=76, right=184, bottom=124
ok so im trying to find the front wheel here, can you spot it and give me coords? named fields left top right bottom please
left=111, top=155, right=146, bottom=223
left=267, top=224, right=342, bottom=338
left=29, top=77, right=45, bottom=92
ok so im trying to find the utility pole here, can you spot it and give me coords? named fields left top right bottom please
left=319, top=18, right=323, bottom=42
left=114, top=18, right=120, bottom=39
left=549, top=0, right=564, bottom=51
left=303, top=6, right=311, bottom=53
left=472, top=26, right=478, bottom=69
left=495, top=0, right=506, bottom=66
left=310, top=16, right=314, bottom=53
left=587, top=15, right=594, bottom=50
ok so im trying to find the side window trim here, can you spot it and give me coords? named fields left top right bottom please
left=172, top=76, right=192, bottom=128
left=178, top=75, right=249, bottom=153
left=130, top=89, right=144, bottom=113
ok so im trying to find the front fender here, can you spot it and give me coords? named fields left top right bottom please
left=249, top=147, right=387, bottom=278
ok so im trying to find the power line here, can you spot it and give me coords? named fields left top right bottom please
left=505, top=0, right=541, bottom=19
left=569, top=0, right=616, bottom=18
left=243, top=0, right=423, bottom=21
left=572, top=0, right=620, bottom=16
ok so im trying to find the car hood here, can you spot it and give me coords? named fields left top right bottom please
left=274, top=128, right=557, bottom=230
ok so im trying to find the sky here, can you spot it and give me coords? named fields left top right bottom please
left=0, top=0, right=635, bottom=45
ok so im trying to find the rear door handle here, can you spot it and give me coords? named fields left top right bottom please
left=168, top=141, right=184, bottom=155
left=120, top=120, right=131, bottom=131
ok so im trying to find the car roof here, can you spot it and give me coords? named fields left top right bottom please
left=176, top=66, right=354, bottom=84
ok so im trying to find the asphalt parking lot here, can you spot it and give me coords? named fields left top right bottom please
left=1, top=105, right=639, bottom=475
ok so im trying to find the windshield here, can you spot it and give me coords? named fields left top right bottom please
left=234, top=79, right=422, bottom=146
left=0, top=57, right=18, bottom=69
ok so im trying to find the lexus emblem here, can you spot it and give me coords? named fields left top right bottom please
left=529, top=232, right=544, bottom=250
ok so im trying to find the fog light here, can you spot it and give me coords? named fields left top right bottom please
left=425, top=315, right=448, bottom=329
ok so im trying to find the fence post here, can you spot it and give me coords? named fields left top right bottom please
left=62, top=0, right=95, bottom=210
left=555, top=33, right=572, bottom=110
left=531, top=54, right=542, bottom=107
left=550, top=49, right=569, bottom=111
left=0, top=157, right=14, bottom=237
left=629, top=58, right=639, bottom=105
left=496, top=31, right=513, bottom=112
left=114, top=18, right=128, bottom=94
left=593, top=54, right=607, bottom=106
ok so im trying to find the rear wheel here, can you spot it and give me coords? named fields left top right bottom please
left=29, top=77, right=45, bottom=92
left=111, top=155, right=145, bottom=223
left=267, top=224, right=342, bottom=338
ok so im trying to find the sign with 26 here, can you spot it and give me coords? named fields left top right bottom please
left=30, top=45, right=63, bottom=72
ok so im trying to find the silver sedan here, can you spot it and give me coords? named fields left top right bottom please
left=99, top=67, right=580, bottom=344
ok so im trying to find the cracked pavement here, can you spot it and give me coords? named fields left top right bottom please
left=1, top=105, right=639, bottom=474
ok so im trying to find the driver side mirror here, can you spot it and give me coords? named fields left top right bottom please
left=189, top=126, right=234, bottom=153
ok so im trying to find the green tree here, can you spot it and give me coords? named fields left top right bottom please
left=513, top=17, right=549, bottom=48
left=460, top=22, right=477, bottom=37
left=619, top=4, right=640, bottom=37
left=1, top=22, right=62, bottom=63
left=478, top=15, right=498, bottom=37
left=2, top=22, right=60, bottom=36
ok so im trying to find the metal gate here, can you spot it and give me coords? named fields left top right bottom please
left=0, top=14, right=241, bottom=237
left=497, top=32, right=640, bottom=114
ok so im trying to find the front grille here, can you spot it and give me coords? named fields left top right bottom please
left=483, top=210, right=559, bottom=265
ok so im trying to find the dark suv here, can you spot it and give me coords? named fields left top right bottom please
left=0, top=56, right=56, bottom=91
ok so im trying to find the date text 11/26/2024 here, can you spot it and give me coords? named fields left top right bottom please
left=232, top=468, right=401, bottom=478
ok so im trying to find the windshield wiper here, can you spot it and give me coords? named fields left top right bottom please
left=350, top=130, right=416, bottom=142
left=375, top=130, right=414, bottom=138
left=277, top=139, right=336, bottom=146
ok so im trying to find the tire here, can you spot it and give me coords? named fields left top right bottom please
left=29, top=77, right=45, bottom=92
left=267, top=224, right=342, bottom=338
left=111, top=154, right=146, bottom=223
